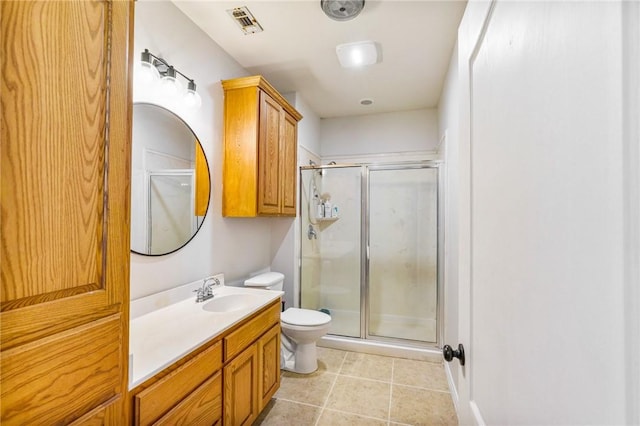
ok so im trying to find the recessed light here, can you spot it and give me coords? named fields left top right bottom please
left=360, top=98, right=373, bottom=106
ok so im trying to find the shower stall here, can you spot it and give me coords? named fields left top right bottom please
left=299, top=162, right=442, bottom=350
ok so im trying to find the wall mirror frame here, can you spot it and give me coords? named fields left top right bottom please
left=130, top=102, right=211, bottom=256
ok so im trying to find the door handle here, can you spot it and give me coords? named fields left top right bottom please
left=443, top=343, right=465, bottom=366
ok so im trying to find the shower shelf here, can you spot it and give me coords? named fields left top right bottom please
left=316, top=217, right=338, bottom=222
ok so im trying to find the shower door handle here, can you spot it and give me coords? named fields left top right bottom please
left=443, top=344, right=465, bottom=366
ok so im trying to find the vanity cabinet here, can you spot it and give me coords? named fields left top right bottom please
left=258, top=324, right=282, bottom=409
left=223, top=301, right=281, bottom=425
left=221, top=75, right=302, bottom=217
left=224, top=342, right=259, bottom=425
left=134, top=342, right=223, bottom=425
left=130, top=300, right=281, bottom=426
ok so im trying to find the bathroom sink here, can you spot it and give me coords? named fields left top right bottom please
left=201, top=293, right=263, bottom=313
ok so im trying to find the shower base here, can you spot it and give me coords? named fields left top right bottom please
left=318, top=335, right=442, bottom=362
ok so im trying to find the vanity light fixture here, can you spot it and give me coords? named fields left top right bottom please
left=138, top=49, right=202, bottom=109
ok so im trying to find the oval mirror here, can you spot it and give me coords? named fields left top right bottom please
left=130, top=103, right=210, bottom=256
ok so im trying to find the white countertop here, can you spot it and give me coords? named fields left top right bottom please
left=129, top=280, right=282, bottom=389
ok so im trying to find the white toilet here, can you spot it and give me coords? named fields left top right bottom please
left=244, top=272, right=331, bottom=374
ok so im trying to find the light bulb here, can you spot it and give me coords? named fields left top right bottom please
left=184, top=90, right=202, bottom=109
left=184, top=80, right=202, bottom=109
left=137, top=49, right=160, bottom=85
left=161, top=66, right=182, bottom=97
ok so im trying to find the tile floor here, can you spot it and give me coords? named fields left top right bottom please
left=254, top=347, right=458, bottom=426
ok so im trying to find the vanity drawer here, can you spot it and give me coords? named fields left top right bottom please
left=154, top=371, right=222, bottom=426
left=135, top=341, right=222, bottom=426
left=224, top=301, right=280, bottom=361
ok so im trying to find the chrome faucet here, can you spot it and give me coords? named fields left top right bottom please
left=194, top=277, right=220, bottom=303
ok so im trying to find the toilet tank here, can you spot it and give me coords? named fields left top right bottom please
left=244, top=272, right=284, bottom=291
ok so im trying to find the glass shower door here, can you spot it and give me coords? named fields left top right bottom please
left=300, top=166, right=362, bottom=337
left=367, top=165, right=439, bottom=343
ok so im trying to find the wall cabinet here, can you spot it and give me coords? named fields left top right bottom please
left=130, top=300, right=281, bottom=426
left=222, top=76, right=302, bottom=217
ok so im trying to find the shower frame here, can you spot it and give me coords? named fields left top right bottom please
left=298, top=161, right=444, bottom=349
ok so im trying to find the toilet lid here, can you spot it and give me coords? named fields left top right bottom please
left=281, top=308, right=331, bottom=326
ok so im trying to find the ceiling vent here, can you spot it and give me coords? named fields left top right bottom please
left=227, top=6, right=263, bottom=34
left=321, top=0, right=365, bottom=21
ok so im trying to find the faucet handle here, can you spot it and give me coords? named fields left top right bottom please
left=193, top=287, right=205, bottom=302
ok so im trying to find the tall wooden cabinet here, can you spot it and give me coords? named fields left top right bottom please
left=221, top=76, right=302, bottom=217
left=0, top=1, right=133, bottom=424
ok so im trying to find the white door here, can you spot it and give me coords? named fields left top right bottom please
left=455, top=1, right=639, bottom=424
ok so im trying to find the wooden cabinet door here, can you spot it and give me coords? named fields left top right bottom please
left=224, top=344, right=259, bottom=426
left=0, top=1, right=133, bottom=424
left=280, top=112, right=298, bottom=216
left=257, top=90, right=282, bottom=215
left=258, top=324, right=281, bottom=410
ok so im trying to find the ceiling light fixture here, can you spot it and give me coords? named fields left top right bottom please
left=137, top=49, right=202, bottom=109
left=335, top=41, right=379, bottom=68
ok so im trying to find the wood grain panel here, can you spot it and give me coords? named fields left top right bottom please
left=135, top=341, right=222, bottom=426
left=68, top=395, right=119, bottom=425
left=258, top=324, right=281, bottom=410
left=224, top=301, right=280, bottom=361
left=222, top=86, right=259, bottom=217
left=224, top=344, right=259, bottom=426
left=281, top=112, right=298, bottom=215
left=257, top=91, right=282, bottom=215
left=0, top=295, right=119, bottom=350
left=100, top=1, right=134, bottom=421
left=1, top=0, right=108, bottom=303
left=0, top=315, right=122, bottom=425
left=154, top=372, right=222, bottom=426
left=1, top=0, right=133, bottom=423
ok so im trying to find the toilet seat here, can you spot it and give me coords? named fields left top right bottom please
left=281, top=308, right=331, bottom=327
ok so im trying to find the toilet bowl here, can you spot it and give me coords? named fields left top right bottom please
left=244, top=272, right=331, bottom=374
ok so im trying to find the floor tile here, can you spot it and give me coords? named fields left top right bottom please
left=340, top=351, right=393, bottom=381
left=324, top=375, right=391, bottom=420
left=317, top=408, right=388, bottom=426
left=316, top=347, right=347, bottom=373
left=390, top=384, right=458, bottom=426
left=253, top=399, right=321, bottom=426
left=276, top=370, right=336, bottom=406
left=393, top=358, right=449, bottom=391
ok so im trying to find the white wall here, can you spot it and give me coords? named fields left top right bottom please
left=437, top=45, right=460, bottom=396
left=320, top=108, right=439, bottom=159
left=131, top=1, right=274, bottom=299
left=270, top=93, right=322, bottom=309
